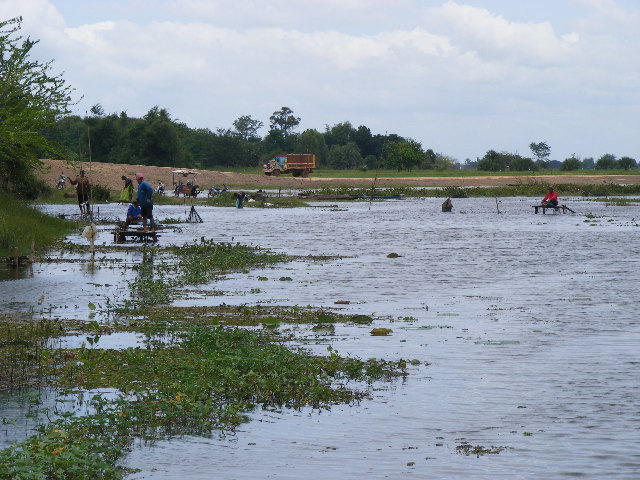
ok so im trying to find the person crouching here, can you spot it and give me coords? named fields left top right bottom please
left=126, top=200, right=142, bottom=226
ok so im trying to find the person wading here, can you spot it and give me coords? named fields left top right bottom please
left=135, top=173, right=156, bottom=234
left=70, top=169, right=91, bottom=215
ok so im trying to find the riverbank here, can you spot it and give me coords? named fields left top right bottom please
left=37, top=158, right=640, bottom=191
left=0, top=194, right=77, bottom=257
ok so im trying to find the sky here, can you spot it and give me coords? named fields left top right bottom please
left=1, top=0, right=639, bottom=162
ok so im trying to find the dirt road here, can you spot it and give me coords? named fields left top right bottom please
left=38, top=158, right=640, bottom=191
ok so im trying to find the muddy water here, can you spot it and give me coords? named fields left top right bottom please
left=2, top=197, right=640, bottom=479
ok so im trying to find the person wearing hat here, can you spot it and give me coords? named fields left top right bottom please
left=135, top=173, right=156, bottom=233
left=541, top=186, right=558, bottom=208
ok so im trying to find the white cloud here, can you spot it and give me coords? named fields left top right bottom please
left=421, top=1, right=580, bottom=66
left=0, top=0, right=638, bottom=161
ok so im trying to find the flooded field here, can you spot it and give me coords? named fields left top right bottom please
left=1, top=197, right=639, bottom=479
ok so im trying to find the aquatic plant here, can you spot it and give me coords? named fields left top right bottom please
left=0, top=320, right=405, bottom=479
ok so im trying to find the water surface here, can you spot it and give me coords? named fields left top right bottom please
left=2, top=197, right=639, bottom=479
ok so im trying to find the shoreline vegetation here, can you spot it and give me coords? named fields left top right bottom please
left=0, top=240, right=407, bottom=478
left=0, top=195, right=77, bottom=258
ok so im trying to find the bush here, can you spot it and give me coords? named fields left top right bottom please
left=91, top=184, right=111, bottom=202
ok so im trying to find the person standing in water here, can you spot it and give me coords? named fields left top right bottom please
left=135, top=173, right=156, bottom=233
left=70, top=169, right=91, bottom=215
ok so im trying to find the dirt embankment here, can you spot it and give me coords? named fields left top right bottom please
left=37, top=158, right=640, bottom=191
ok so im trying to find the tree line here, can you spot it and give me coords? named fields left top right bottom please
left=469, top=142, right=637, bottom=172
left=44, top=104, right=460, bottom=172
left=48, top=107, right=637, bottom=173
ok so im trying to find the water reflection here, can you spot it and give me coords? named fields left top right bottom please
left=0, top=263, right=33, bottom=281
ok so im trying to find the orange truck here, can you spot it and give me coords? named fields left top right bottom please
left=262, top=153, right=316, bottom=177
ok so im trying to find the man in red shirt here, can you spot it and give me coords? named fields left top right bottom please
left=542, top=186, right=558, bottom=207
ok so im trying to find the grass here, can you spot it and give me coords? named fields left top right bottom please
left=202, top=166, right=640, bottom=178
left=301, top=182, right=640, bottom=198
left=0, top=195, right=79, bottom=257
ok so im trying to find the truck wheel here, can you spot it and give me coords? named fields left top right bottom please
left=273, top=170, right=281, bottom=176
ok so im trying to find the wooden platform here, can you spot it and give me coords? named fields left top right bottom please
left=113, top=229, right=158, bottom=243
left=532, top=204, right=575, bottom=214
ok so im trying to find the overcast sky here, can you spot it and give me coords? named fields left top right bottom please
left=2, top=0, right=638, bottom=162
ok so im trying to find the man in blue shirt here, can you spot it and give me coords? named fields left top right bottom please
left=125, top=200, right=142, bottom=226
left=135, top=173, right=156, bottom=233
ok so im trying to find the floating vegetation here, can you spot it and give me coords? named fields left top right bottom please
left=455, top=443, right=509, bottom=457
left=127, top=305, right=376, bottom=328
left=386, top=253, right=400, bottom=258
left=370, top=328, right=393, bottom=336
left=0, top=312, right=407, bottom=478
left=311, top=324, right=335, bottom=334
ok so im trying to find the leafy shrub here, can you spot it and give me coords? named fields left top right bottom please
left=90, top=184, right=111, bottom=202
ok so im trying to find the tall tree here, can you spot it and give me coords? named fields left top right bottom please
left=529, top=141, right=551, bottom=168
left=0, top=17, right=75, bottom=197
left=269, top=106, right=300, bottom=138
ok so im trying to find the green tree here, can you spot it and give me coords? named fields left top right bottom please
left=233, top=115, right=263, bottom=141
left=477, top=150, right=506, bottom=171
left=269, top=106, right=300, bottom=138
left=423, top=149, right=437, bottom=169
left=560, top=155, right=582, bottom=171
left=352, top=125, right=376, bottom=158
left=595, top=153, right=617, bottom=170
left=508, top=155, right=536, bottom=171
left=529, top=141, right=551, bottom=169
left=617, top=156, right=637, bottom=171
left=385, top=139, right=423, bottom=171
left=324, top=121, right=355, bottom=147
left=134, top=106, right=190, bottom=167
left=434, top=154, right=460, bottom=170
left=295, top=129, right=328, bottom=165
left=581, top=157, right=595, bottom=169
left=0, top=17, right=75, bottom=197
left=326, top=142, right=362, bottom=169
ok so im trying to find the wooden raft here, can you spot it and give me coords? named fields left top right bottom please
left=532, top=204, right=575, bottom=214
left=113, top=229, right=158, bottom=243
